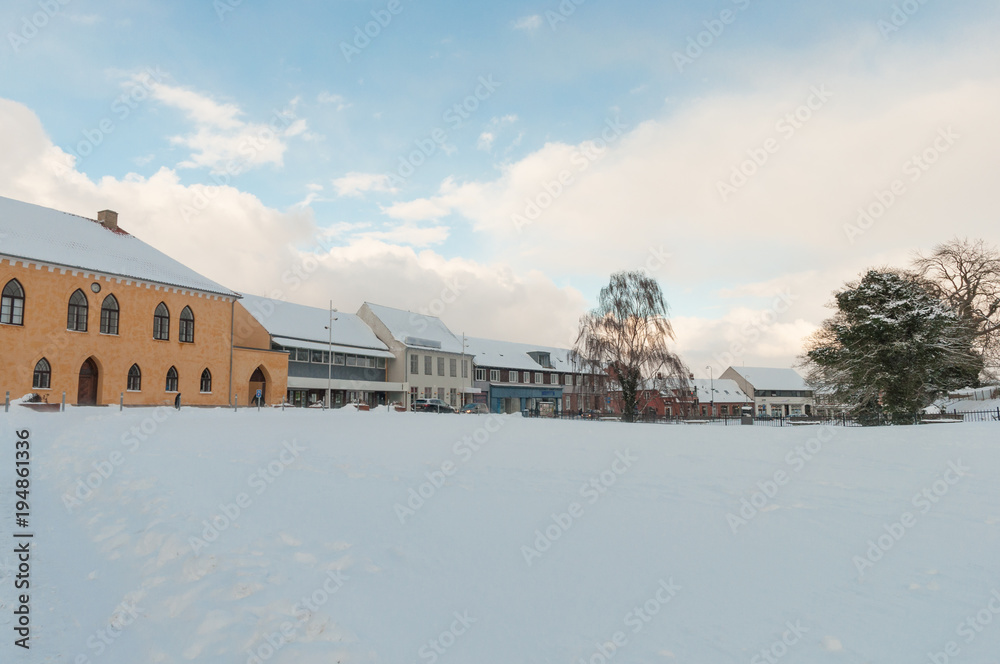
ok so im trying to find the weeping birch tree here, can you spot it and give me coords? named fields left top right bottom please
left=574, top=271, right=688, bottom=422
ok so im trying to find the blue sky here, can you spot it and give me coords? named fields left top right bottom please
left=2, top=0, right=999, bottom=373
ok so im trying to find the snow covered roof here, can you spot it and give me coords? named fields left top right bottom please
left=689, top=379, right=750, bottom=403
left=240, top=294, right=390, bottom=353
left=0, top=196, right=234, bottom=296
left=727, top=366, right=811, bottom=391
left=270, top=337, right=395, bottom=359
left=464, top=337, right=583, bottom=372
left=362, top=302, right=465, bottom=354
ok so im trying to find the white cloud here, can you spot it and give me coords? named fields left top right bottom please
left=332, top=172, right=398, bottom=197
left=513, top=15, right=543, bottom=32
left=141, top=79, right=310, bottom=172
left=0, top=97, right=588, bottom=351
left=317, top=92, right=352, bottom=111
left=477, top=132, right=495, bottom=152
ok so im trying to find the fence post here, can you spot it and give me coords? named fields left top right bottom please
left=61, top=391, right=66, bottom=412
left=234, top=395, right=238, bottom=412
left=4, top=391, right=8, bottom=413
left=120, top=392, right=124, bottom=412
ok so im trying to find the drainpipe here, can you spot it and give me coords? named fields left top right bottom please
left=228, top=297, right=235, bottom=406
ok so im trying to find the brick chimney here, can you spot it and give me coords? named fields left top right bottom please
left=97, top=209, right=118, bottom=231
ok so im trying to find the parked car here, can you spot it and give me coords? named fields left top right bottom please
left=460, top=403, right=489, bottom=414
left=413, top=398, right=456, bottom=413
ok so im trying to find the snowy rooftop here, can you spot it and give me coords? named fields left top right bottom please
left=464, top=337, right=583, bottom=372
left=727, top=366, right=811, bottom=391
left=240, top=294, right=390, bottom=353
left=689, top=378, right=750, bottom=403
left=362, top=302, right=464, bottom=354
left=0, top=196, right=234, bottom=296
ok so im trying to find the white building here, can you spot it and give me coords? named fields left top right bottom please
left=688, top=378, right=751, bottom=417
left=239, top=294, right=398, bottom=408
left=720, top=366, right=815, bottom=417
left=357, top=302, right=473, bottom=409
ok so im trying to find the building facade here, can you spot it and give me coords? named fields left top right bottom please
left=0, top=197, right=284, bottom=407
left=720, top=366, right=815, bottom=416
left=238, top=294, right=400, bottom=408
left=357, top=302, right=472, bottom=409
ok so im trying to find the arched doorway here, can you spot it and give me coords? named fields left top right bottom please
left=78, top=358, right=99, bottom=405
left=249, top=367, right=267, bottom=406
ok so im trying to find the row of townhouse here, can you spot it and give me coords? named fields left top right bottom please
left=0, top=196, right=818, bottom=414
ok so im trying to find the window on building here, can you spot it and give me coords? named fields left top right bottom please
left=296, top=349, right=311, bottom=362
left=377, top=357, right=386, bottom=369
left=450, top=358, right=457, bottom=377
left=476, top=368, right=486, bottom=381
left=509, top=371, right=518, bottom=384
left=179, top=306, right=195, bottom=343
left=449, top=388, right=457, bottom=406
left=490, top=369, right=500, bottom=382
left=535, top=372, right=542, bottom=384
left=437, top=387, right=445, bottom=401
left=424, top=355, right=432, bottom=375
left=462, top=360, right=469, bottom=378
left=334, top=353, right=345, bottom=365
left=565, top=374, right=572, bottom=386
left=523, top=372, right=530, bottom=383
left=411, top=354, right=419, bottom=374
left=32, top=358, right=51, bottom=389
left=346, top=354, right=357, bottom=366
left=551, top=374, right=559, bottom=385
left=424, top=387, right=432, bottom=398
left=1, top=279, right=25, bottom=325
left=67, top=289, right=88, bottom=332
left=153, top=303, right=169, bottom=340
left=200, top=368, right=212, bottom=393
left=127, top=364, right=142, bottom=391
left=410, top=386, right=418, bottom=403
left=437, top=357, right=445, bottom=376
left=100, top=294, right=119, bottom=335
left=165, top=366, right=179, bottom=392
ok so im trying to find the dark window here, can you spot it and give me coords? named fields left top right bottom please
left=67, top=289, right=88, bottom=331
left=127, top=364, right=142, bottom=391
left=450, top=358, right=457, bottom=377
left=32, top=358, right=51, bottom=389
left=100, top=294, right=119, bottom=335
left=437, top=357, right=445, bottom=376
left=153, top=303, right=170, bottom=340
left=411, top=354, right=419, bottom=374
left=424, top=355, right=432, bottom=375
left=200, top=368, right=212, bottom=393
left=166, top=366, right=179, bottom=392
left=179, top=306, right=194, bottom=343
left=1, top=279, right=24, bottom=325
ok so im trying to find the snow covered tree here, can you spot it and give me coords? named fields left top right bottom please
left=574, top=271, right=688, bottom=422
left=913, top=238, right=1000, bottom=373
left=801, top=270, right=983, bottom=423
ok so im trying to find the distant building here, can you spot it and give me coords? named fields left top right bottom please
left=357, top=302, right=472, bottom=409
left=238, top=294, right=398, bottom=408
left=689, top=378, right=751, bottom=417
left=464, top=338, right=595, bottom=415
left=0, top=196, right=284, bottom=406
left=720, top=366, right=815, bottom=416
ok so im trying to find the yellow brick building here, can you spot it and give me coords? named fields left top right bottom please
left=0, top=196, right=286, bottom=407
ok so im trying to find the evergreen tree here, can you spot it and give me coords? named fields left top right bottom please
left=802, top=270, right=982, bottom=423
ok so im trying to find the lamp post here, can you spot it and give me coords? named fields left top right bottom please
left=705, top=365, right=714, bottom=418
left=324, top=301, right=338, bottom=409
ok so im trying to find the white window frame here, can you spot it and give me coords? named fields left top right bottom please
left=489, top=369, right=500, bottom=382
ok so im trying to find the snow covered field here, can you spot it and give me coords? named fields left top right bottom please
left=1, top=407, right=999, bottom=664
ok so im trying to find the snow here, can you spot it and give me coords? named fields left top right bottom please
left=689, top=378, right=750, bottom=404
left=239, top=294, right=390, bottom=353
left=361, top=302, right=465, bottom=353
left=0, top=196, right=234, bottom=296
left=726, top=366, right=812, bottom=392
left=2, top=410, right=1000, bottom=663
left=463, top=337, right=579, bottom=372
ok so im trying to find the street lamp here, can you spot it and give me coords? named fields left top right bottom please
left=324, top=301, right=338, bottom=409
left=705, top=365, right=714, bottom=418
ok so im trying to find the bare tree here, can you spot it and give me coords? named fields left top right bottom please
left=574, top=271, right=688, bottom=422
left=913, top=238, right=1000, bottom=371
